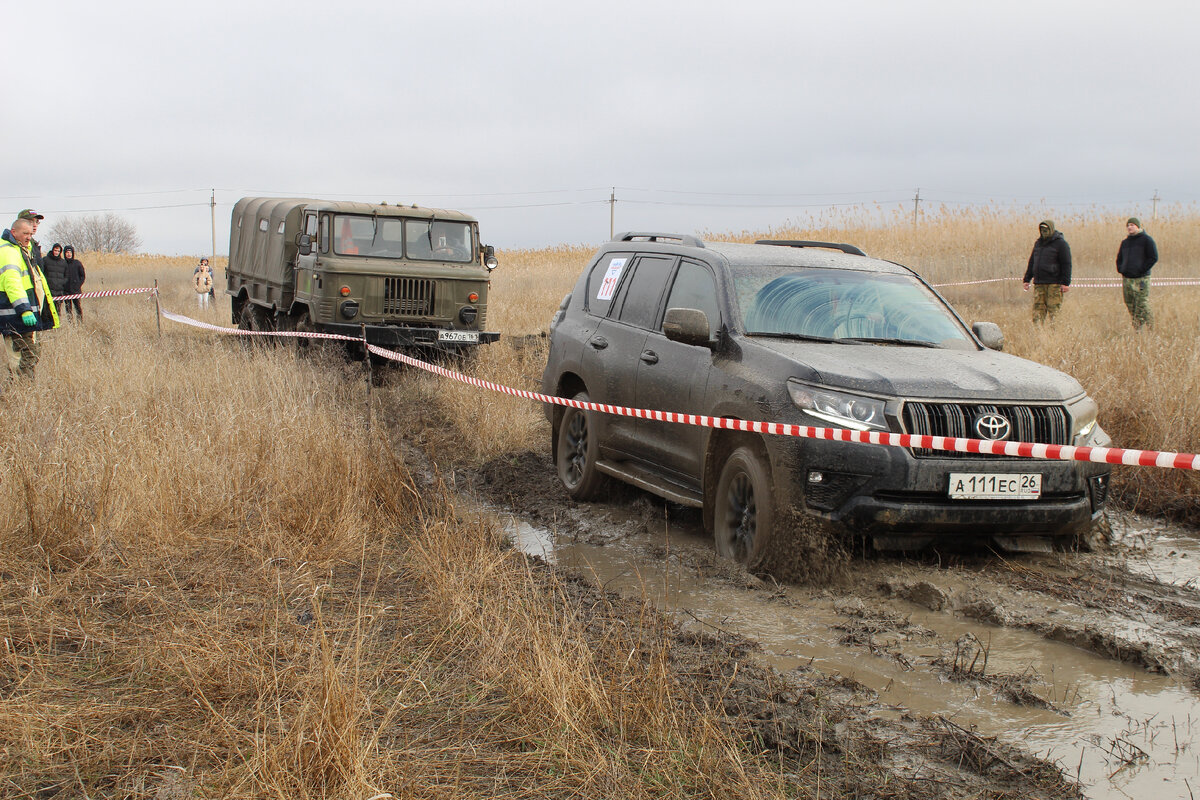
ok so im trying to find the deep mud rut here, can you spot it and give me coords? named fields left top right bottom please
left=469, top=447, right=1200, bottom=800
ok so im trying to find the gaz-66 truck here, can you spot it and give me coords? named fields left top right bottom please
left=226, top=197, right=499, bottom=352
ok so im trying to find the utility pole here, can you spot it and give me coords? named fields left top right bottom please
left=912, top=188, right=921, bottom=227
left=1152, top=189, right=1160, bottom=221
left=609, top=187, right=615, bottom=240
left=210, top=189, right=217, bottom=265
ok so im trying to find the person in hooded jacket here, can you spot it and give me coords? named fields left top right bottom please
left=1022, top=220, right=1072, bottom=322
left=1116, top=217, right=1158, bottom=330
left=62, top=246, right=85, bottom=320
left=42, top=244, right=68, bottom=316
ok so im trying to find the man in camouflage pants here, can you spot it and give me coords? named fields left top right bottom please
left=1116, top=217, right=1158, bottom=329
left=1022, top=220, right=1072, bottom=322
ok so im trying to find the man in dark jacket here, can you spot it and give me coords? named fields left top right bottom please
left=1116, top=217, right=1158, bottom=329
left=62, top=246, right=85, bottom=320
left=42, top=244, right=68, bottom=315
left=1022, top=220, right=1072, bottom=322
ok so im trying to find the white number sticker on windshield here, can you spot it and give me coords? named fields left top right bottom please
left=596, top=258, right=627, bottom=301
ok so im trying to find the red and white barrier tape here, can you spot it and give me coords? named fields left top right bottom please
left=53, top=287, right=159, bottom=302
left=932, top=277, right=1200, bottom=288
left=81, top=298, right=1200, bottom=472
left=360, top=341, right=1199, bottom=470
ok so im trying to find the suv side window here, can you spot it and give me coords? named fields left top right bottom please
left=585, top=253, right=632, bottom=317
left=614, top=256, right=675, bottom=330
left=664, top=260, right=720, bottom=338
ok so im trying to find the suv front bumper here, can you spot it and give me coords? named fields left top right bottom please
left=773, top=435, right=1109, bottom=539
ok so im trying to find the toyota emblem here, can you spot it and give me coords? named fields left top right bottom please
left=974, top=413, right=1011, bottom=441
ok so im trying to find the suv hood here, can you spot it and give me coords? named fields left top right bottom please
left=755, top=340, right=1085, bottom=402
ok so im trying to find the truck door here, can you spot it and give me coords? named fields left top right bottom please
left=296, top=212, right=319, bottom=302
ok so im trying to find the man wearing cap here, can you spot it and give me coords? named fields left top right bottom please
left=1116, top=217, right=1158, bottom=330
left=0, top=216, right=59, bottom=378
left=1022, top=220, right=1072, bottom=322
left=17, top=209, right=44, bottom=268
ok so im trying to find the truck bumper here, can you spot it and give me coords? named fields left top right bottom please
left=321, top=323, right=501, bottom=349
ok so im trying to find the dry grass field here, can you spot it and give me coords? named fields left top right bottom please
left=1, top=266, right=808, bottom=798
left=1, top=208, right=1195, bottom=797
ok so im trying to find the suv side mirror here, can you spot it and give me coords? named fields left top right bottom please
left=663, top=308, right=712, bottom=347
left=296, top=233, right=313, bottom=256
left=972, top=321, right=1004, bottom=351
left=483, top=244, right=498, bottom=271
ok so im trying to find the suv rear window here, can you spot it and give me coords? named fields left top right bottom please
left=614, top=256, right=675, bottom=329
left=586, top=254, right=630, bottom=317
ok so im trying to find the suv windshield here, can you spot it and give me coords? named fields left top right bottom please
left=332, top=215, right=474, bottom=263
left=733, top=266, right=974, bottom=348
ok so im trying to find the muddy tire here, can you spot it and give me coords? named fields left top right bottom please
left=555, top=391, right=606, bottom=500
left=713, top=443, right=775, bottom=568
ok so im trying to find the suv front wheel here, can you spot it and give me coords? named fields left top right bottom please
left=713, top=444, right=775, bottom=568
left=555, top=391, right=606, bottom=500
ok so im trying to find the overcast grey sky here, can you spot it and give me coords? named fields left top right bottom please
left=7, top=0, right=1197, bottom=255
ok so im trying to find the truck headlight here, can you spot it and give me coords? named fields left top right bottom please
left=340, top=300, right=359, bottom=319
left=787, top=380, right=889, bottom=432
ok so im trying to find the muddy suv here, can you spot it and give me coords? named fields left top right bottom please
left=541, top=233, right=1111, bottom=564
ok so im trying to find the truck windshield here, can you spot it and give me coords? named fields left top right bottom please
left=405, top=219, right=475, bottom=263
left=331, top=215, right=475, bottom=263
left=733, top=266, right=974, bottom=349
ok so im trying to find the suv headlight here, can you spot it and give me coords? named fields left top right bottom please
left=788, top=380, right=889, bottom=432
left=1066, top=394, right=1099, bottom=440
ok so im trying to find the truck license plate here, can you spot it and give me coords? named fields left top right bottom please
left=438, top=330, right=479, bottom=343
left=948, top=473, right=1041, bottom=500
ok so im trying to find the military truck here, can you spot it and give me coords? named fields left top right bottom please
left=226, top=197, right=499, bottom=352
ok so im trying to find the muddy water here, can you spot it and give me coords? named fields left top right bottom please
left=506, top=513, right=1200, bottom=800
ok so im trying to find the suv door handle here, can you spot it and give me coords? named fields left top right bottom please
left=589, top=336, right=608, bottom=350
left=640, top=350, right=659, bottom=364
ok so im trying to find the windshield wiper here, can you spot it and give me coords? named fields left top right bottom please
left=745, top=331, right=841, bottom=344
left=839, top=336, right=940, bottom=348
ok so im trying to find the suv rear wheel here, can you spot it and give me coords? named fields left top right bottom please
left=713, top=444, right=775, bottom=568
left=555, top=391, right=606, bottom=500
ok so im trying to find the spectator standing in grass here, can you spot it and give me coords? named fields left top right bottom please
left=193, top=259, right=214, bottom=310
left=42, top=243, right=68, bottom=316
left=0, top=217, right=59, bottom=378
left=1022, top=220, right=1072, bottom=323
left=62, top=245, right=85, bottom=320
left=1116, top=217, right=1158, bottom=330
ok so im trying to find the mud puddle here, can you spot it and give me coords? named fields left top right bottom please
left=500, top=507, right=1200, bottom=800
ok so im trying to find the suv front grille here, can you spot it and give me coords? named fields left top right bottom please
left=902, top=402, right=1069, bottom=458
left=384, top=278, right=435, bottom=316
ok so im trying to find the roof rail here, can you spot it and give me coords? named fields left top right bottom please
left=613, top=231, right=705, bottom=248
left=755, top=239, right=867, bottom=257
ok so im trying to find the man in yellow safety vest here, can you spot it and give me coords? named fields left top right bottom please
left=1, top=216, right=59, bottom=378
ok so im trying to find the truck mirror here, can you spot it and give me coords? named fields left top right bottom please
left=484, top=244, right=498, bottom=271
left=296, top=233, right=313, bottom=256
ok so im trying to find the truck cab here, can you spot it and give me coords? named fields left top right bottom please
left=227, top=197, right=499, bottom=352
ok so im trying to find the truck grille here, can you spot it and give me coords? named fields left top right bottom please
left=902, top=402, right=1069, bottom=458
left=383, top=278, right=435, bottom=316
